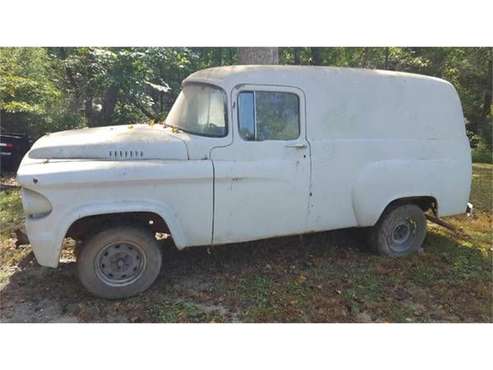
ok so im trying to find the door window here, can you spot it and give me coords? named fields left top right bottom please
left=238, top=91, right=300, bottom=141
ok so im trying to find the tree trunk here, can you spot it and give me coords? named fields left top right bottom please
left=361, top=48, right=370, bottom=68
left=310, top=47, right=322, bottom=65
left=238, top=48, right=279, bottom=64
left=160, top=92, right=164, bottom=115
left=213, top=48, right=223, bottom=66
left=227, top=48, right=235, bottom=64
left=84, top=97, right=96, bottom=126
left=294, top=48, right=301, bottom=65
left=481, top=52, right=492, bottom=122
left=0, top=109, right=5, bottom=131
left=384, top=47, right=390, bottom=69
left=101, top=84, right=119, bottom=124
left=59, top=47, right=82, bottom=114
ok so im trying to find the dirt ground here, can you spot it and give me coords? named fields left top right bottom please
left=1, top=165, right=492, bottom=323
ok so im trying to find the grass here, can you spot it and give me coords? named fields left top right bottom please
left=470, top=163, right=493, bottom=212
left=0, top=188, right=22, bottom=241
left=0, top=164, right=492, bottom=322
left=150, top=301, right=224, bottom=322
left=472, top=144, right=493, bottom=164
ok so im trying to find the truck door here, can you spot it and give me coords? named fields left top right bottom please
left=211, top=85, right=310, bottom=244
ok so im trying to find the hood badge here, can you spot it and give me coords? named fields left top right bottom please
left=108, top=150, right=144, bottom=159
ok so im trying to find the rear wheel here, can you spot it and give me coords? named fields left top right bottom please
left=77, top=225, right=162, bottom=299
left=369, top=204, right=427, bottom=256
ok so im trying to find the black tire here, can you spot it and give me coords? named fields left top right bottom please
left=369, top=204, right=427, bottom=257
left=77, top=225, right=162, bottom=299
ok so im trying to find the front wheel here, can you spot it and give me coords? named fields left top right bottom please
left=77, top=225, right=162, bottom=299
left=369, top=204, right=427, bottom=257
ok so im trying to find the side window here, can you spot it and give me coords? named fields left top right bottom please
left=238, top=92, right=255, bottom=140
left=238, top=91, right=300, bottom=141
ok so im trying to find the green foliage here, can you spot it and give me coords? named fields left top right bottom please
left=50, top=47, right=200, bottom=126
left=0, top=48, right=60, bottom=114
left=1, top=47, right=491, bottom=157
left=0, top=47, right=85, bottom=137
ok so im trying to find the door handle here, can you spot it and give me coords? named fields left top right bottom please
left=285, top=143, right=307, bottom=149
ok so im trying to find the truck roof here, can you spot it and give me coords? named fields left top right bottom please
left=184, top=65, right=450, bottom=90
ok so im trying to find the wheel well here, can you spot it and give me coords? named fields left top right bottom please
left=385, top=196, right=438, bottom=215
left=66, top=212, right=171, bottom=241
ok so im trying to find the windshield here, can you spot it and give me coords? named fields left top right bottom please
left=165, top=83, right=227, bottom=137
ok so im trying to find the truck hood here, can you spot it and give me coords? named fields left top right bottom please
left=27, top=124, right=188, bottom=160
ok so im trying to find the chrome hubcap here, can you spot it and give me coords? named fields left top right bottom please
left=95, top=243, right=146, bottom=286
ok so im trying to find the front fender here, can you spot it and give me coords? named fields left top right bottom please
left=25, top=200, right=187, bottom=268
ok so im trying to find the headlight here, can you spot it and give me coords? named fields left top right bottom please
left=21, top=188, right=52, bottom=219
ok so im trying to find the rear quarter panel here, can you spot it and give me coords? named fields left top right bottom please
left=305, top=73, right=471, bottom=230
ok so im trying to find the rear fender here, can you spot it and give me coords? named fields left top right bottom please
left=351, top=160, right=438, bottom=226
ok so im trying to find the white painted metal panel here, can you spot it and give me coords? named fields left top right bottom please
left=17, top=159, right=213, bottom=267
left=211, top=84, right=310, bottom=244
left=187, top=66, right=470, bottom=229
left=28, top=124, right=188, bottom=160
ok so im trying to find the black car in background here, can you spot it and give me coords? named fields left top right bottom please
left=0, top=132, right=33, bottom=175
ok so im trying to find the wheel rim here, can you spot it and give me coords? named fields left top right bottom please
left=389, top=219, right=416, bottom=252
left=95, top=242, right=146, bottom=287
